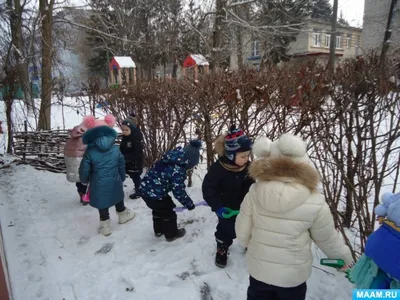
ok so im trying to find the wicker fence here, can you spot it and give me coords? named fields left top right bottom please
left=12, top=122, right=121, bottom=173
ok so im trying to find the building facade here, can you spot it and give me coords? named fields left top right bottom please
left=230, top=19, right=363, bottom=70
left=362, top=0, right=400, bottom=53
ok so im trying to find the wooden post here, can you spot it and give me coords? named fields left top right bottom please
left=124, top=68, right=129, bottom=85
left=182, top=67, right=186, bottom=79
left=23, top=120, right=27, bottom=161
left=133, top=68, right=137, bottom=84
left=118, top=68, right=122, bottom=85
left=110, top=67, right=115, bottom=85
left=194, top=65, right=199, bottom=81
left=204, top=65, right=209, bottom=74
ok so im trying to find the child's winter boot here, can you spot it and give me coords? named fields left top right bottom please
left=164, top=216, right=186, bottom=241
left=129, top=192, right=141, bottom=200
left=166, top=228, right=186, bottom=242
left=153, top=216, right=163, bottom=237
left=117, top=208, right=135, bottom=224
left=215, top=242, right=229, bottom=268
left=99, top=219, right=112, bottom=236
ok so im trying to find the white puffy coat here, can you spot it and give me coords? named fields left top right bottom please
left=235, top=157, right=353, bottom=288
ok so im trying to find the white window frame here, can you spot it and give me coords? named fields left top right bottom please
left=346, top=37, right=351, bottom=48
left=325, top=34, right=331, bottom=47
left=252, top=40, right=260, bottom=57
left=312, top=33, right=321, bottom=47
left=336, top=36, right=342, bottom=49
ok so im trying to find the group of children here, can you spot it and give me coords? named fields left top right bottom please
left=65, top=113, right=400, bottom=299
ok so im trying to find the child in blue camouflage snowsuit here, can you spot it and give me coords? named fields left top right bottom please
left=140, top=139, right=201, bottom=242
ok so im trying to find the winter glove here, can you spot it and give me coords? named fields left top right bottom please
left=216, top=207, right=229, bottom=218
left=186, top=202, right=196, bottom=211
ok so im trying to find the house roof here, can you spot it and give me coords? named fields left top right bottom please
left=112, top=56, right=136, bottom=68
left=291, top=51, right=344, bottom=58
left=307, top=18, right=362, bottom=31
left=183, top=54, right=209, bottom=68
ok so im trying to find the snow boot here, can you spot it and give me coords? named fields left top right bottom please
left=166, top=228, right=186, bottom=242
left=79, top=193, right=88, bottom=206
left=99, top=219, right=112, bottom=236
left=129, top=192, right=141, bottom=200
left=153, top=216, right=163, bottom=237
left=215, top=242, right=229, bottom=268
left=117, top=208, right=135, bottom=224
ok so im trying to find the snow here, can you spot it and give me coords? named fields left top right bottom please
left=0, top=157, right=353, bottom=300
left=190, top=54, right=209, bottom=66
left=114, top=56, right=136, bottom=68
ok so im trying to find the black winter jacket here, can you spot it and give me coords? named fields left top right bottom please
left=120, top=127, right=144, bottom=171
left=202, top=156, right=254, bottom=211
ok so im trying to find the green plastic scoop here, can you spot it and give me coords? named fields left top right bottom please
left=222, top=208, right=240, bottom=219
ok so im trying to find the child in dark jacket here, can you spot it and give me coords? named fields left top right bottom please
left=202, top=125, right=254, bottom=268
left=120, top=113, right=144, bottom=199
left=140, top=139, right=201, bottom=242
left=79, top=114, right=135, bottom=236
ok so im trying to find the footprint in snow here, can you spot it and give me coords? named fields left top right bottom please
left=77, top=236, right=90, bottom=246
left=95, top=243, right=114, bottom=254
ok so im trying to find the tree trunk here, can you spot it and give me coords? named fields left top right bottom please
left=327, top=0, right=338, bottom=72
left=212, top=0, right=227, bottom=72
left=380, top=0, right=398, bottom=66
left=172, top=57, right=178, bottom=78
left=38, top=0, right=54, bottom=130
left=5, top=98, right=13, bottom=154
left=7, top=0, right=30, bottom=108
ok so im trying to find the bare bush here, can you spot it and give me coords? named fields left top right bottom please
left=95, top=55, right=399, bottom=259
left=310, top=54, right=400, bottom=257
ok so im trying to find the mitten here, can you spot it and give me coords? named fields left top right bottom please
left=216, top=207, right=229, bottom=218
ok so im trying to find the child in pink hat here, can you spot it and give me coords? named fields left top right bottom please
left=79, top=114, right=135, bottom=236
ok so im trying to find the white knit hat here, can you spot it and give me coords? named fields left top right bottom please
left=253, top=133, right=311, bottom=164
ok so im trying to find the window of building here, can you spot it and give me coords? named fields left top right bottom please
left=252, top=40, right=260, bottom=57
left=325, top=34, right=331, bottom=47
left=346, top=37, right=351, bottom=48
left=312, top=33, right=321, bottom=47
left=336, top=36, right=342, bottom=48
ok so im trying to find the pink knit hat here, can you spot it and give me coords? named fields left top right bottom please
left=82, top=114, right=116, bottom=129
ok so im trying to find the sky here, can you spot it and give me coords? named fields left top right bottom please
left=330, top=0, right=365, bottom=27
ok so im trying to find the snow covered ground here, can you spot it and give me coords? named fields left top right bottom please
left=0, top=157, right=353, bottom=300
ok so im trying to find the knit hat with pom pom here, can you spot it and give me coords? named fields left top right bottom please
left=253, top=133, right=310, bottom=163
left=183, top=139, right=202, bottom=170
left=82, top=114, right=116, bottom=129
left=375, top=192, right=400, bottom=227
left=224, top=125, right=253, bottom=161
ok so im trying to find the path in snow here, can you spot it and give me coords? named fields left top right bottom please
left=0, top=161, right=353, bottom=300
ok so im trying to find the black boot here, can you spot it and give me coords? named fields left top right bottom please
left=129, top=192, right=141, bottom=200
left=215, top=242, right=229, bottom=268
left=153, top=216, right=163, bottom=237
left=164, top=216, right=186, bottom=242
left=166, top=228, right=186, bottom=242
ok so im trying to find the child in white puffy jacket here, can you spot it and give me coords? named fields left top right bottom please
left=235, top=133, right=353, bottom=300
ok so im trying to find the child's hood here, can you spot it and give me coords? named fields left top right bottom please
left=214, top=134, right=226, bottom=157
left=248, top=157, right=320, bottom=213
left=82, top=126, right=117, bottom=152
left=160, top=147, right=187, bottom=166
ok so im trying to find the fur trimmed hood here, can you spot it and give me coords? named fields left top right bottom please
left=249, top=157, right=320, bottom=213
left=249, top=157, right=319, bottom=190
left=214, top=134, right=226, bottom=157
